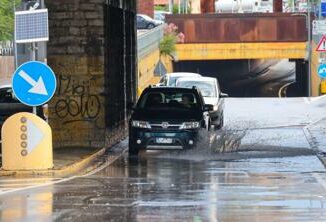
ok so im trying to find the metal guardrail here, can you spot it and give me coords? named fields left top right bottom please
left=137, top=25, right=163, bottom=59
left=0, top=41, right=14, bottom=56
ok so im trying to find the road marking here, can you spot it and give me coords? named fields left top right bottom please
left=278, top=82, right=294, bottom=98
left=0, top=178, right=63, bottom=183
left=0, top=147, right=126, bottom=197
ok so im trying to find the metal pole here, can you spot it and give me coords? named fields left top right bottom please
left=30, top=42, right=36, bottom=61
left=13, top=0, right=18, bottom=68
left=33, top=106, right=37, bottom=114
left=292, top=0, right=295, bottom=12
left=319, top=0, right=322, bottom=18
left=308, top=0, right=311, bottom=96
left=169, top=0, right=173, bottom=14
left=179, top=0, right=181, bottom=13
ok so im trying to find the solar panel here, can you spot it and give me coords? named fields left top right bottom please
left=15, top=9, right=49, bottom=44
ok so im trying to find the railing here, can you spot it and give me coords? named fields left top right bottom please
left=137, top=25, right=163, bottom=59
left=0, top=41, right=14, bottom=56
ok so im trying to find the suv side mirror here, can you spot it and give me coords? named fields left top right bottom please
left=204, top=104, right=214, bottom=112
left=220, top=93, right=229, bottom=98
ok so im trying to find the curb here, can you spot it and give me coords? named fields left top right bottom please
left=303, top=120, right=326, bottom=168
left=0, top=147, right=107, bottom=177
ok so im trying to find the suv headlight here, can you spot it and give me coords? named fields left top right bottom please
left=179, top=121, right=200, bottom=129
left=132, top=120, right=151, bottom=129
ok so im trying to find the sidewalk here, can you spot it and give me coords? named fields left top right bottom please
left=0, top=146, right=107, bottom=177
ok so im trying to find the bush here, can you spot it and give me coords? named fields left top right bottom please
left=159, top=23, right=185, bottom=57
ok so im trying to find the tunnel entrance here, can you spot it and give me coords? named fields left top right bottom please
left=173, top=59, right=309, bottom=97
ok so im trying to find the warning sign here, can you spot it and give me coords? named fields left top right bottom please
left=316, top=36, right=326, bottom=52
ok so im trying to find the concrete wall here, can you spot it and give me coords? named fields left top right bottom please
left=46, top=0, right=137, bottom=149
left=138, top=50, right=173, bottom=95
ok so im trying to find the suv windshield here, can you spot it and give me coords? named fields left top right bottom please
left=138, top=91, right=200, bottom=110
left=177, top=81, right=217, bottom=97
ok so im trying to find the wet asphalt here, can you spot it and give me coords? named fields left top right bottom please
left=0, top=98, right=326, bottom=222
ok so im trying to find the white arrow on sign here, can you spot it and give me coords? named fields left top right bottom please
left=319, top=67, right=326, bottom=74
left=18, top=70, right=48, bottom=96
left=27, top=119, right=45, bottom=154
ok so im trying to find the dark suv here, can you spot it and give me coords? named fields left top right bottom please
left=128, top=86, right=211, bottom=155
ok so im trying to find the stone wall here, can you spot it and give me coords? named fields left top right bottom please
left=46, top=0, right=137, bottom=149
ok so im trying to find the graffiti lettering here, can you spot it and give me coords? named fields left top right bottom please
left=54, top=75, right=101, bottom=121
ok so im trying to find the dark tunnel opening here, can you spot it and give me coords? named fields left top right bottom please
left=173, top=59, right=309, bottom=97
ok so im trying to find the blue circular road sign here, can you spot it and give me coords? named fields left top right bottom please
left=12, top=61, right=57, bottom=106
left=318, top=64, right=326, bottom=79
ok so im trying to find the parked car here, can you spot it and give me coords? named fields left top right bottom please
left=128, top=86, right=212, bottom=155
left=137, top=14, right=163, bottom=29
left=154, top=10, right=171, bottom=22
left=157, top=72, right=202, bottom=87
left=176, top=77, right=227, bottom=129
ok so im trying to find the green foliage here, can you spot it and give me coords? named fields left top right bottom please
left=172, top=4, right=191, bottom=14
left=154, top=5, right=168, bottom=11
left=159, top=34, right=177, bottom=56
left=0, top=0, right=21, bottom=41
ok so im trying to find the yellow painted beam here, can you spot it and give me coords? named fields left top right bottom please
left=176, top=42, right=307, bottom=60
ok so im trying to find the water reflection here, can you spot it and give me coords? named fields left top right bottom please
left=0, top=191, right=53, bottom=222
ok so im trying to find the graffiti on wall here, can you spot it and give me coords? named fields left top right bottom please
left=54, top=75, right=101, bottom=124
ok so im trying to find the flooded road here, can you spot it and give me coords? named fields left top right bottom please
left=0, top=98, right=326, bottom=221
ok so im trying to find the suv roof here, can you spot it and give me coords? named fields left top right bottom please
left=177, top=76, right=216, bottom=83
left=144, top=86, right=200, bottom=93
left=166, top=72, right=201, bottom=77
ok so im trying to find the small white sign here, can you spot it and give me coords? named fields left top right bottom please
left=313, top=20, right=326, bottom=35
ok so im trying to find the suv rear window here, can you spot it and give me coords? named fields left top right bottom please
left=177, top=81, right=217, bottom=97
left=138, top=91, right=200, bottom=110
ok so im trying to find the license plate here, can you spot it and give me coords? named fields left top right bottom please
left=156, top=138, right=173, bottom=144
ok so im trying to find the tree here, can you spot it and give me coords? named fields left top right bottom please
left=0, top=0, right=21, bottom=41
